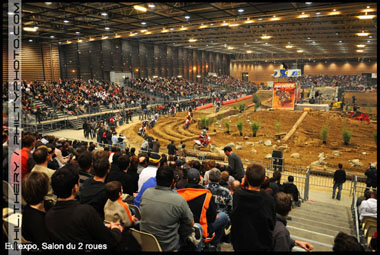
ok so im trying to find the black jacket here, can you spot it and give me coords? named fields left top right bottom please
left=227, top=153, right=244, bottom=181
left=45, top=200, right=121, bottom=249
left=282, top=182, right=299, bottom=202
left=365, top=167, right=377, bottom=186
left=333, top=169, right=346, bottom=185
left=231, top=188, right=276, bottom=251
left=79, top=177, right=108, bottom=220
left=22, top=205, right=50, bottom=244
left=167, top=143, right=177, bottom=155
left=106, top=163, right=132, bottom=195
left=273, top=213, right=295, bottom=251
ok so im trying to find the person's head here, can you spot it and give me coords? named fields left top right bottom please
left=156, top=165, right=174, bottom=187
left=371, top=190, right=377, bottom=199
left=333, top=232, right=364, bottom=252
left=288, top=176, right=294, bottom=183
left=33, top=146, right=50, bottom=164
left=192, top=160, right=201, bottom=171
left=117, top=155, right=130, bottom=171
left=370, top=163, right=376, bottom=169
left=187, top=168, right=201, bottom=184
left=93, top=156, right=110, bottom=178
left=148, top=153, right=161, bottom=167
left=220, top=171, right=230, bottom=183
left=130, top=147, right=136, bottom=154
left=245, top=162, right=265, bottom=188
left=338, top=163, right=343, bottom=169
left=105, top=181, right=122, bottom=202
left=272, top=171, right=282, bottom=183
left=231, top=180, right=241, bottom=192
left=209, top=168, right=221, bottom=183
left=112, top=151, right=123, bottom=165
left=275, top=192, right=292, bottom=217
left=77, top=151, right=93, bottom=172
left=22, top=135, right=36, bottom=150
left=223, top=146, right=232, bottom=156
left=22, top=171, right=49, bottom=205
left=51, top=163, right=80, bottom=199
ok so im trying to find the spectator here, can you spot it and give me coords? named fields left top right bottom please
left=11, top=134, right=36, bottom=178
left=282, top=176, right=300, bottom=207
left=137, top=154, right=161, bottom=192
left=106, top=152, right=131, bottom=195
left=46, top=163, right=123, bottom=249
left=22, top=171, right=50, bottom=243
left=223, top=146, right=244, bottom=182
left=359, top=190, right=377, bottom=221
left=356, top=189, right=372, bottom=208
left=77, top=151, right=94, bottom=185
left=47, top=144, right=60, bottom=170
left=152, top=139, right=160, bottom=153
left=332, top=163, right=346, bottom=200
left=140, top=166, right=202, bottom=251
left=269, top=171, right=283, bottom=197
left=104, top=181, right=138, bottom=228
left=231, top=162, right=276, bottom=251
left=220, top=170, right=235, bottom=188
left=230, top=180, right=241, bottom=194
left=365, top=163, right=377, bottom=189
left=79, top=152, right=110, bottom=219
left=272, top=192, right=313, bottom=251
left=177, top=168, right=228, bottom=248
left=167, top=140, right=177, bottom=156
left=54, top=142, right=69, bottom=167
left=333, top=232, right=364, bottom=251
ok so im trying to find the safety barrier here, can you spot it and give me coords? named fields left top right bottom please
left=194, top=103, right=214, bottom=111
left=351, top=176, right=360, bottom=242
left=221, top=99, right=236, bottom=105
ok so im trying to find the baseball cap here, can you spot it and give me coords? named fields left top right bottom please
left=149, top=153, right=162, bottom=164
left=187, top=168, right=200, bottom=184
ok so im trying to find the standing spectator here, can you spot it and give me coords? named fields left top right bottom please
left=365, top=163, right=377, bottom=189
left=359, top=190, right=377, bottom=221
left=83, top=120, right=90, bottom=139
left=46, top=163, right=123, bottom=249
left=152, top=139, right=160, bottom=153
left=231, top=162, right=276, bottom=251
left=223, top=146, right=244, bottom=182
left=269, top=171, right=283, bottom=197
left=272, top=192, right=313, bottom=251
left=167, top=140, right=177, bottom=156
left=118, top=134, right=126, bottom=151
left=22, top=171, right=51, bottom=243
left=332, top=163, right=346, bottom=201
left=111, top=132, right=119, bottom=148
left=282, top=176, right=300, bottom=207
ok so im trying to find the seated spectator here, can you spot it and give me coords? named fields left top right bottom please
left=333, top=232, right=364, bottom=251
left=356, top=189, right=372, bottom=208
left=104, top=181, right=138, bottom=228
left=230, top=180, right=241, bottom=194
left=282, top=176, right=300, bottom=207
left=205, top=168, right=233, bottom=215
left=106, top=152, right=131, bottom=194
left=79, top=151, right=110, bottom=219
left=47, top=144, right=60, bottom=170
left=45, top=163, right=123, bottom=249
left=359, top=190, right=377, bottom=221
left=54, top=142, right=69, bottom=167
left=22, top=171, right=51, bottom=243
left=231, top=162, right=276, bottom=251
left=137, top=154, right=161, bottom=192
left=261, top=176, right=273, bottom=196
left=269, top=171, right=283, bottom=197
left=116, top=154, right=137, bottom=196
left=77, top=151, right=94, bottom=185
left=140, top=166, right=202, bottom=251
left=220, top=170, right=235, bottom=188
left=177, top=168, right=228, bottom=248
left=273, top=192, right=313, bottom=251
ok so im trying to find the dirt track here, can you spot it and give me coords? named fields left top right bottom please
left=121, top=91, right=377, bottom=176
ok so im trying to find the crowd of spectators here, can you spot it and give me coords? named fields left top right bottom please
left=204, top=75, right=257, bottom=91
left=2, top=130, right=372, bottom=251
left=287, top=74, right=374, bottom=89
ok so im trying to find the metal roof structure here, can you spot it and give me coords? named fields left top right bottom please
left=4, top=2, right=377, bottom=61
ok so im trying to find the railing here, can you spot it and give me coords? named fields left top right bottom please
left=351, top=176, right=361, bottom=242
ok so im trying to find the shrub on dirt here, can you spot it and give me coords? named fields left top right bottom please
left=251, top=121, right=260, bottom=137
left=236, top=120, right=243, bottom=136
left=342, top=127, right=352, bottom=145
left=275, top=122, right=281, bottom=133
left=320, top=123, right=329, bottom=144
left=224, top=122, right=230, bottom=134
left=239, top=103, right=246, bottom=113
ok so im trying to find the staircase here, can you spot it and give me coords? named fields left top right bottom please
left=34, top=99, right=67, bottom=119
left=68, top=119, right=83, bottom=130
left=287, top=200, right=354, bottom=251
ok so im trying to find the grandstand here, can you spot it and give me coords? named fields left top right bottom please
left=3, top=1, right=377, bottom=252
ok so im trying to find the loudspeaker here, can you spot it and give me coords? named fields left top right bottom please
left=272, top=150, right=284, bottom=172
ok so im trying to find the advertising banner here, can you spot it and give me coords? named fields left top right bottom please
left=272, top=82, right=296, bottom=110
left=273, top=69, right=302, bottom=78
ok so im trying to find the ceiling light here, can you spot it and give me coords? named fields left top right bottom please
left=246, top=50, right=252, bottom=53
left=367, top=6, right=370, bottom=8
left=357, top=14, right=375, bottom=20
left=23, top=27, right=38, bottom=32
left=245, top=18, right=254, bottom=24
left=185, top=16, right=190, bottom=19
left=261, top=35, right=271, bottom=39
left=161, top=28, right=169, bottom=33
left=356, top=50, right=364, bottom=53
left=148, top=3, right=155, bottom=8
left=221, top=21, right=229, bottom=26
left=89, top=38, right=95, bottom=41
left=270, top=16, right=281, bottom=21
left=339, top=40, right=342, bottom=43
left=210, top=23, right=214, bottom=26
left=45, top=2, right=52, bottom=5
left=229, top=23, right=240, bottom=27
left=228, top=46, right=234, bottom=50
left=75, top=31, right=80, bottom=34
left=170, top=28, right=174, bottom=31
left=258, top=18, right=263, bottom=21
left=356, top=31, right=369, bottom=36
left=312, top=41, right=316, bottom=44
left=367, top=40, right=370, bottom=43
left=78, top=39, right=83, bottom=43
left=316, top=12, right=321, bottom=15
left=369, top=35, right=372, bottom=38
left=67, top=40, right=72, bottom=44
left=238, top=9, right=244, bottom=13
left=134, top=5, right=147, bottom=12
left=297, top=50, right=304, bottom=53
left=189, top=38, right=197, bottom=42
left=9, top=32, right=14, bottom=35
left=141, top=22, right=146, bottom=25
left=145, top=31, right=152, bottom=35
left=50, top=35, right=54, bottom=38
left=105, top=27, right=110, bottom=30
left=298, top=14, right=310, bottom=18
left=28, top=39, right=33, bottom=42
left=285, top=45, right=293, bottom=48
left=328, top=10, right=341, bottom=15
left=199, top=24, right=208, bottom=29
left=63, top=20, right=69, bottom=23
left=34, top=26, right=39, bottom=30
left=101, top=12, right=107, bottom=16
left=8, top=12, right=14, bottom=15
left=179, top=26, right=187, bottom=31
left=129, top=33, right=136, bottom=37
left=362, top=8, right=376, bottom=12
left=102, top=36, right=108, bottom=40
left=305, top=2, right=312, bottom=4
left=141, top=29, right=147, bottom=32
left=265, top=42, right=268, bottom=45
left=114, top=34, right=121, bottom=38
left=356, top=44, right=366, bottom=48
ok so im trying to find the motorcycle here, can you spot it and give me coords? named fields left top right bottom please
left=193, top=135, right=214, bottom=152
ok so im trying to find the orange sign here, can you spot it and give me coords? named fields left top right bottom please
left=272, top=82, right=296, bottom=110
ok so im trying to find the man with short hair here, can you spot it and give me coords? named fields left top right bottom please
left=137, top=153, right=161, bottom=192
left=79, top=155, right=110, bottom=219
left=282, top=176, right=300, bottom=206
left=77, top=151, right=94, bottom=185
left=273, top=192, right=314, bottom=251
left=223, top=146, right=244, bottom=182
left=359, top=190, right=377, bottom=221
left=45, top=163, right=122, bottom=249
left=231, top=162, right=276, bottom=251
left=55, top=142, right=69, bottom=167
left=332, top=163, right=346, bottom=200
left=230, top=180, right=241, bottom=194
left=167, top=140, right=177, bottom=156
left=140, top=166, right=201, bottom=251
left=365, top=163, right=377, bottom=189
